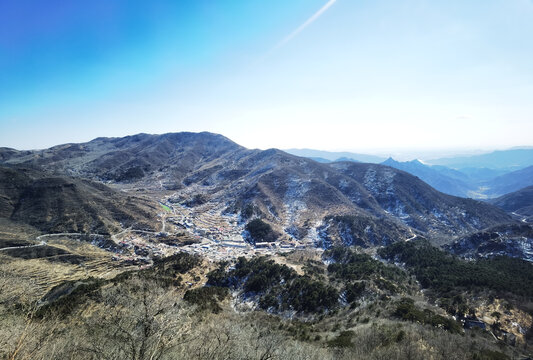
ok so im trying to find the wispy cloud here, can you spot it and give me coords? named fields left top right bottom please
left=273, top=0, right=337, bottom=50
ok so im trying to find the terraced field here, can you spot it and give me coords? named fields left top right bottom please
left=0, top=237, right=135, bottom=303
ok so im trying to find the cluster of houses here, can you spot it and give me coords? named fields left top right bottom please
left=108, top=198, right=313, bottom=265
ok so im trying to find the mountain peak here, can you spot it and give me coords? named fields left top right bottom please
left=382, top=157, right=399, bottom=165
left=407, top=159, right=426, bottom=167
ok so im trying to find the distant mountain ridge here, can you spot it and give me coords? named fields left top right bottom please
left=286, top=147, right=533, bottom=171
left=380, top=159, right=533, bottom=199
left=380, top=157, right=473, bottom=197
left=483, top=166, right=533, bottom=198
left=427, top=148, right=533, bottom=171
left=285, top=148, right=387, bottom=163
left=284, top=147, right=533, bottom=200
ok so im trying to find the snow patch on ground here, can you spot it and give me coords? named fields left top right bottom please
left=339, top=179, right=350, bottom=190
left=339, top=223, right=355, bottom=246
left=306, top=221, right=330, bottom=249
left=363, top=168, right=378, bottom=195
left=363, top=166, right=396, bottom=197
left=283, top=175, right=310, bottom=227
left=388, top=200, right=410, bottom=220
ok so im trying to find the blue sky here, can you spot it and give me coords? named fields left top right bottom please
left=1, top=0, right=532, bottom=154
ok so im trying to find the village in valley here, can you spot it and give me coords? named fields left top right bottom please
left=108, top=190, right=309, bottom=267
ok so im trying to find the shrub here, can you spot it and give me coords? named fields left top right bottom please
left=393, top=297, right=462, bottom=334
left=245, top=219, right=278, bottom=243
left=379, top=239, right=533, bottom=300
left=325, top=247, right=406, bottom=282
left=183, top=286, right=229, bottom=313
left=327, top=330, right=354, bottom=348
left=344, top=282, right=366, bottom=303
left=207, top=256, right=339, bottom=314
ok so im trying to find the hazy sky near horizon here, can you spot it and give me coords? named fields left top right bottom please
left=1, top=0, right=532, bottom=153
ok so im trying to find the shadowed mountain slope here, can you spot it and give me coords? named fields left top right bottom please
left=489, top=186, right=533, bottom=222
left=0, top=166, right=157, bottom=234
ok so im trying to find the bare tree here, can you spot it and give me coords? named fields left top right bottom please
left=80, top=277, right=192, bottom=360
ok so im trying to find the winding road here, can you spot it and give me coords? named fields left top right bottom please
left=1, top=233, right=108, bottom=252
left=405, top=228, right=417, bottom=242
left=0, top=241, right=46, bottom=252
left=511, top=212, right=529, bottom=224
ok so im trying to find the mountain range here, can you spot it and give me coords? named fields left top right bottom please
left=1, top=132, right=516, bottom=247
left=380, top=158, right=473, bottom=197
left=285, top=148, right=387, bottom=163
left=286, top=148, right=533, bottom=199
left=380, top=158, right=533, bottom=199
left=426, top=148, right=533, bottom=171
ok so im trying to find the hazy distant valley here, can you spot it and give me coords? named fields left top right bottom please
left=286, top=148, right=533, bottom=199
left=1, top=132, right=533, bottom=359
